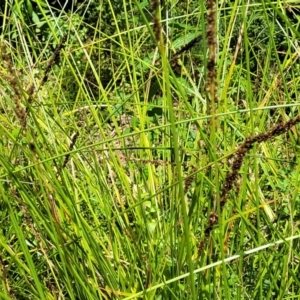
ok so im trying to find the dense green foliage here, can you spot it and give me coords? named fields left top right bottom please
left=0, top=0, right=300, bottom=299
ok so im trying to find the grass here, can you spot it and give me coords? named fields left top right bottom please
left=0, top=0, right=300, bottom=299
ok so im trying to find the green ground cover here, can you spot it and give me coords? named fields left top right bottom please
left=0, top=0, right=300, bottom=299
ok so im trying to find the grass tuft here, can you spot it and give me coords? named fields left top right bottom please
left=0, top=0, right=300, bottom=299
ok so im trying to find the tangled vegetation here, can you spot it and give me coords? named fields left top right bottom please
left=0, top=0, right=300, bottom=299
